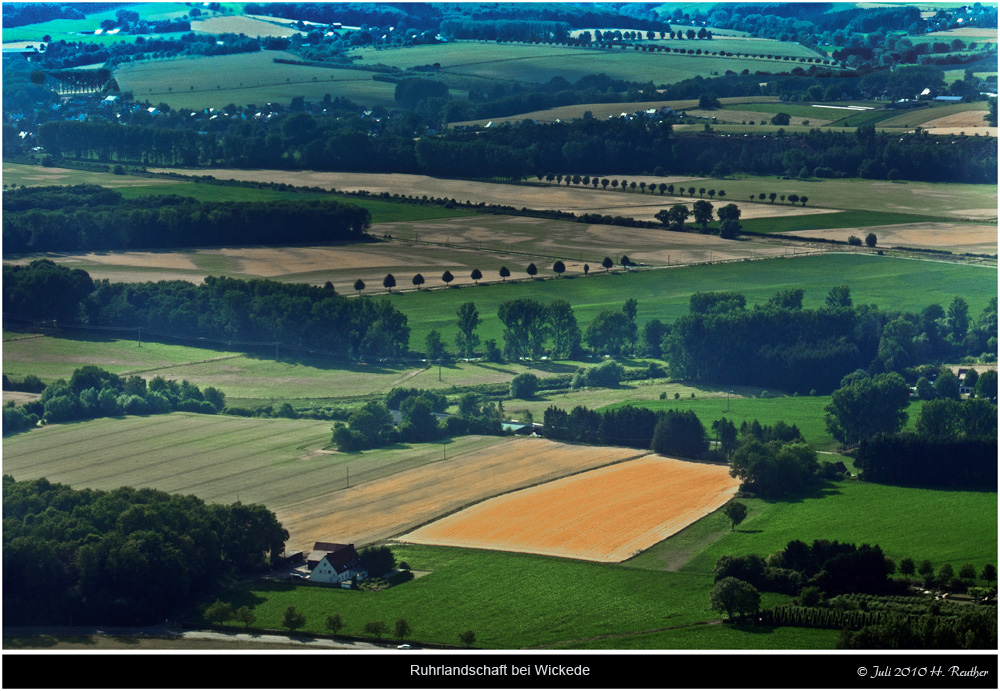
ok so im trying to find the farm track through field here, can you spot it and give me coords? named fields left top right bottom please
left=120, top=353, right=247, bottom=377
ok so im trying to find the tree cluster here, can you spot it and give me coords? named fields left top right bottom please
left=4, top=261, right=412, bottom=361
left=543, top=404, right=707, bottom=457
left=3, top=185, right=371, bottom=253
left=3, top=365, right=226, bottom=437
left=3, top=475, right=287, bottom=626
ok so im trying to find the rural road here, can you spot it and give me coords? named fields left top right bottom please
left=3, top=625, right=388, bottom=651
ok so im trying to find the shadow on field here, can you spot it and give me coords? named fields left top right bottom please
left=245, top=351, right=413, bottom=376
left=759, top=480, right=844, bottom=505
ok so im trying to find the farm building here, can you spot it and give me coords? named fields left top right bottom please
left=307, top=542, right=368, bottom=584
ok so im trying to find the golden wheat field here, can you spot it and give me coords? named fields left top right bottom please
left=399, top=454, right=740, bottom=562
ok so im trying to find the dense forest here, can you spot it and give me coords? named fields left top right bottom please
left=2, top=185, right=373, bottom=253
left=3, top=475, right=288, bottom=626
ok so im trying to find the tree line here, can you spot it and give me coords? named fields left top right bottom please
left=3, top=475, right=287, bottom=626
left=3, top=185, right=372, bottom=254
left=4, top=261, right=411, bottom=361
left=34, top=110, right=998, bottom=184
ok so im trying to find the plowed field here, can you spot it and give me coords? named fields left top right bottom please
left=399, top=455, right=740, bottom=562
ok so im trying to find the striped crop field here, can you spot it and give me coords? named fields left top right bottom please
left=2, top=418, right=654, bottom=553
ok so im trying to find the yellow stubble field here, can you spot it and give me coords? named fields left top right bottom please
left=399, top=454, right=740, bottom=562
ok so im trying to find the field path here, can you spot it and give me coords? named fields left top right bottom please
left=276, top=437, right=649, bottom=552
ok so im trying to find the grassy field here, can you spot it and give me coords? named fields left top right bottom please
left=384, top=253, right=998, bottom=350
left=0, top=330, right=587, bottom=404
left=1, top=3, right=193, bottom=45
left=113, top=51, right=404, bottom=110
left=739, top=209, right=954, bottom=234
left=677, top=480, right=998, bottom=576
left=213, top=547, right=719, bottom=649
left=198, top=473, right=995, bottom=649
left=6, top=254, right=994, bottom=379
left=348, top=41, right=830, bottom=88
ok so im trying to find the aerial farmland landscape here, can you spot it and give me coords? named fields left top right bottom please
left=2, top=0, right=998, bottom=671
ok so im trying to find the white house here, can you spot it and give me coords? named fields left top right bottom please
left=307, top=542, right=368, bottom=585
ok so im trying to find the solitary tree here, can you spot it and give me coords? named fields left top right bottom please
left=412, top=273, right=425, bottom=290
left=455, top=302, right=482, bottom=358
left=441, top=270, right=454, bottom=287
left=526, top=263, right=538, bottom=279
left=383, top=274, right=396, bottom=292
left=458, top=630, right=477, bottom=646
left=236, top=606, right=257, bottom=630
left=602, top=256, right=614, bottom=272
left=324, top=613, right=344, bottom=635
left=723, top=501, right=748, bottom=531
left=364, top=620, right=389, bottom=640
left=353, top=279, right=366, bottom=295
left=470, top=268, right=482, bottom=285
left=282, top=606, right=307, bottom=633
left=865, top=233, right=877, bottom=248
left=552, top=260, right=566, bottom=277
left=499, top=266, right=510, bottom=282
left=394, top=618, right=412, bottom=640
left=204, top=600, right=234, bottom=625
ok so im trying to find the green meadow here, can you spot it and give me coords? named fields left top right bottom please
left=679, top=481, right=998, bottom=576
left=387, top=253, right=997, bottom=351
left=202, top=475, right=995, bottom=649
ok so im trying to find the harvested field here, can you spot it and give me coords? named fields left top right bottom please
left=923, top=127, right=995, bottom=136
left=399, top=455, right=740, bottom=563
left=2, top=417, right=651, bottom=554
left=11, top=212, right=809, bottom=289
left=148, top=167, right=834, bottom=223
left=789, top=222, right=998, bottom=255
left=687, top=108, right=832, bottom=127
left=2, top=391, right=40, bottom=406
left=920, top=110, right=990, bottom=129
left=192, top=15, right=302, bottom=37
left=449, top=96, right=780, bottom=126
left=279, top=437, right=652, bottom=552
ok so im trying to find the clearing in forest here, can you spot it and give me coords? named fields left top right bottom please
left=399, top=455, right=740, bottom=562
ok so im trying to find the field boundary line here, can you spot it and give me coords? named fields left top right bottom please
left=391, top=446, right=653, bottom=543
left=121, top=353, right=246, bottom=377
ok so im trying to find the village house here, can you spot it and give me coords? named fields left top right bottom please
left=307, top=542, right=368, bottom=585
